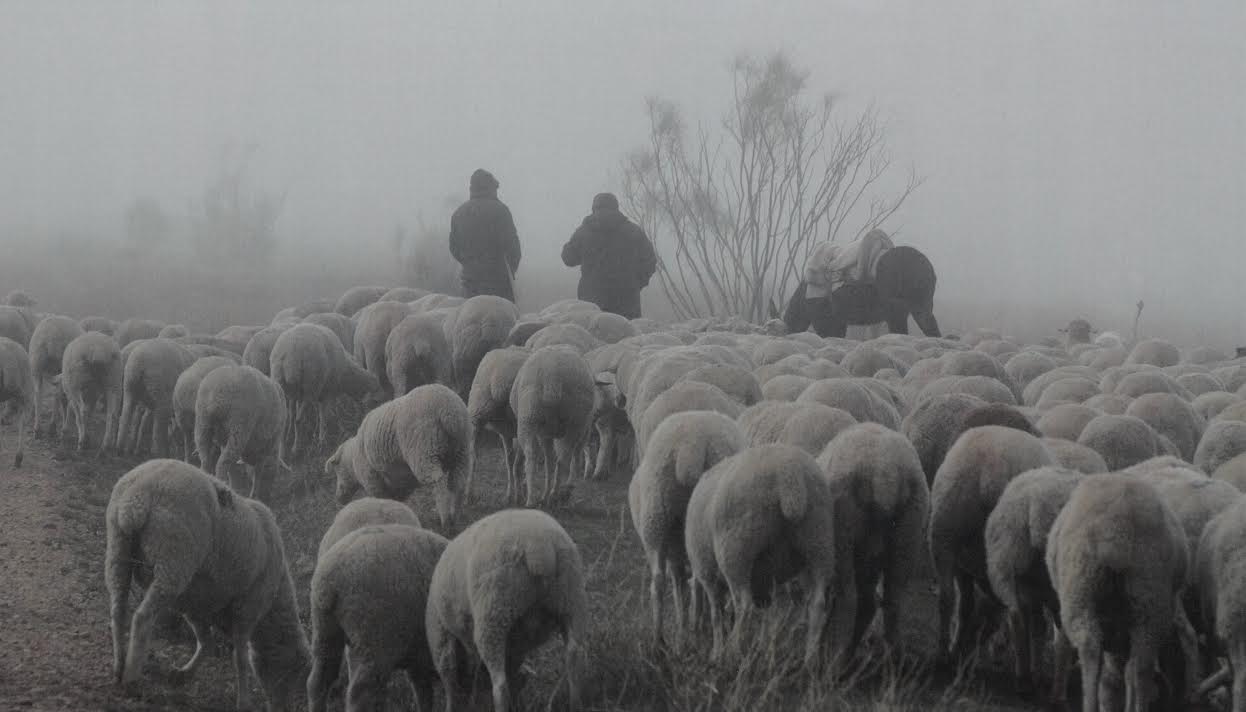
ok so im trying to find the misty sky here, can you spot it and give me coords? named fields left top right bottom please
left=2, top=1, right=1243, bottom=337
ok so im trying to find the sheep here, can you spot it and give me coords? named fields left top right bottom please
left=242, top=325, right=292, bottom=376
left=301, top=312, right=356, bottom=354
left=445, top=294, right=519, bottom=398
left=425, top=508, right=588, bottom=712
left=1193, top=392, right=1241, bottom=422
left=78, top=316, right=117, bottom=335
left=118, top=338, right=196, bottom=457
left=929, top=425, right=1056, bottom=658
left=676, top=363, right=762, bottom=407
left=269, top=323, right=381, bottom=458
left=317, top=497, right=421, bottom=559
left=506, top=320, right=548, bottom=347
left=328, top=383, right=472, bottom=528
left=526, top=322, right=605, bottom=355
left=1046, top=472, right=1197, bottom=712
left=27, top=315, right=84, bottom=438
left=510, top=346, right=596, bottom=506
left=1083, top=392, right=1133, bottom=415
left=778, top=403, right=858, bottom=456
left=216, top=324, right=266, bottom=348
left=628, top=411, right=745, bottom=647
left=379, top=286, right=430, bottom=303
left=1125, top=392, right=1207, bottom=462
left=1194, top=499, right=1246, bottom=709
left=684, top=444, right=836, bottom=665
left=157, top=324, right=189, bottom=339
left=1221, top=401, right=1246, bottom=423
left=752, top=338, right=812, bottom=367
left=386, top=310, right=454, bottom=397
left=955, top=402, right=1039, bottom=439
left=1034, top=377, right=1100, bottom=410
left=105, top=459, right=310, bottom=711
left=585, top=311, right=637, bottom=344
left=841, top=343, right=907, bottom=378
left=0, top=336, right=34, bottom=466
left=334, top=285, right=389, bottom=317
left=1036, top=403, right=1102, bottom=442
left=760, top=374, right=815, bottom=402
left=194, top=365, right=290, bottom=503
left=0, top=306, right=34, bottom=350
left=1076, top=414, right=1162, bottom=471
left=171, top=355, right=236, bottom=462
left=1022, top=366, right=1099, bottom=407
left=901, top=393, right=988, bottom=484
left=797, top=378, right=901, bottom=429
left=353, top=300, right=412, bottom=397
left=467, top=346, right=532, bottom=505
left=59, top=331, right=122, bottom=454
left=984, top=466, right=1084, bottom=693
left=1113, top=369, right=1193, bottom=401
left=1194, top=420, right=1246, bottom=474
left=1043, top=438, right=1110, bottom=474
left=1178, top=372, right=1226, bottom=397
left=637, top=381, right=744, bottom=455
left=308, top=523, right=447, bottom=712
left=737, top=400, right=805, bottom=446
left=1214, top=453, right=1246, bottom=493
left=1127, top=338, right=1181, bottom=367
left=816, top=423, right=930, bottom=658
left=113, top=317, right=165, bottom=349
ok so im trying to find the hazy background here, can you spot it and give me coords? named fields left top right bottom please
left=1, top=1, right=1243, bottom=344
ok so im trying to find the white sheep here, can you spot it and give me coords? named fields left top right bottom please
left=1125, top=392, right=1207, bottom=462
left=1193, top=498, right=1246, bottom=709
left=118, top=338, right=196, bottom=457
left=1076, top=413, right=1162, bottom=471
left=113, top=317, right=165, bottom=349
left=467, top=346, right=532, bottom=505
left=797, top=378, right=901, bottom=429
left=385, top=309, right=454, bottom=398
left=759, top=373, right=815, bottom=402
left=302, top=312, right=356, bottom=354
left=1036, top=403, right=1102, bottom=442
left=353, top=299, right=412, bottom=398
left=676, top=363, right=762, bottom=407
left=1046, top=472, right=1198, bottom=712
left=901, top=392, right=989, bottom=484
left=929, top=425, right=1055, bottom=658
left=59, top=331, right=122, bottom=453
left=378, top=285, right=430, bottom=303
left=242, top=325, right=291, bottom=376
left=736, top=400, right=804, bottom=447
left=105, top=459, right=309, bottom=711
left=1022, top=366, right=1099, bottom=407
left=1083, top=392, right=1133, bottom=415
left=334, top=285, right=389, bottom=317
left=778, top=403, right=858, bottom=456
left=628, top=410, right=745, bottom=647
left=1113, top=369, right=1193, bottom=401
left=327, top=383, right=472, bottom=528
left=308, top=523, right=448, bottom=712
left=637, top=380, right=743, bottom=456
left=1178, top=372, right=1226, bottom=397
left=171, top=355, right=236, bottom=462
left=525, top=322, right=605, bottom=355
left=1126, top=338, right=1181, bottom=368
left=0, top=336, right=34, bottom=466
left=27, top=314, right=84, bottom=438
left=194, top=364, right=290, bottom=503
left=1195, top=420, right=1246, bottom=474
left=425, top=508, right=588, bottom=712
left=1034, top=376, right=1100, bottom=410
left=1042, top=438, right=1110, bottom=474
left=683, top=444, right=836, bottom=665
left=317, top=497, right=421, bottom=559
left=158, top=324, right=189, bottom=339
left=816, top=423, right=930, bottom=659
left=510, top=346, right=596, bottom=506
left=78, top=316, right=117, bottom=335
left=0, top=305, right=34, bottom=349
left=450, top=294, right=520, bottom=399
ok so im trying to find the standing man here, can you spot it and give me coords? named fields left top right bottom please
left=448, top=168, right=521, bottom=302
left=561, top=192, right=657, bottom=319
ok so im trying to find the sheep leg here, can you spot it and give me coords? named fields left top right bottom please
left=429, top=631, right=462, bottom=712
left=541, top=437, right=558, bottom=504
left=1078, top=636, right=1103, bottom=712
left=521, top=434, right=542, bottom=508
left=70, top=393, right=88, bottom=451
left=151, top=406, right=172, bottom=458
left=316, top=401, right=329, bottom=449
left=647, top=549, right=667, bottom=648
left=704, top=579, right=727, bottom=662
left=934, top=564, right=957, bottom=658
left=117, top=395, right=135, bottom=454
left=726, top=583, right=756, bottom=661
left=251, top=460, right=277, bottom=505
left=31, top=375, right=43, bottom=439
left=1006, top=607, right=1032, bottom=693
left=668, top=559, right=690, bottom=647
left=1051, top=623, right=1073, bottom=703
left=1231, top=640, right=1246, bottom=712
left=592, top=423, right=615, bottom=480
left=344, top=658, right=388, bottom=712
left=307, top=610, right=346, bottom=712
left=291, top=401, right=308, bottom=459
left=476, top=627, right=512, bottom=712
left=951, top=572, right=979, bottom=658
left=171, top=615, right=207, bottom=680
left=496, top=430, right=513, bottom=505
left=1174, top=600, right=1201, bottom=699
left=101, top=389, right=120, bottom=455
left=215, top=443, right=242, bottom=491
left=13, top=404, right=26, bottom=468
left=230, top=628, right=258, bottom=712
left=1125, top=638, right=1159, bottom=712
left=122, top=584, right=177, bottom=687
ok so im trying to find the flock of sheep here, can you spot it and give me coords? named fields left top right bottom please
left=4, top=284, right=1246, bottom=712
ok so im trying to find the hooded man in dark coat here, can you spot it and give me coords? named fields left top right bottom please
left=448, top=169, right=521, bottom=301
left=561, top=193, right=657, bottom=319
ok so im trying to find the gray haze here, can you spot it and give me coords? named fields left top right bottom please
left=2, top=1, right=1243, bottom=341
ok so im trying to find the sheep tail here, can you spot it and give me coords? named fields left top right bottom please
left=522, top=535, right=559, bottom=579
left=673, top=442, right=707, bottom=488
left=777, top=470, right=808, bottom=522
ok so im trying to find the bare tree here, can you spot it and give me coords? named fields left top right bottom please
left=188, top=141, right=285, bottom=265
left=620, top=51, right=921, bottom=322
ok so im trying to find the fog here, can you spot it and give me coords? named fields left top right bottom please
left=1, top=1, right=1243, bottom=344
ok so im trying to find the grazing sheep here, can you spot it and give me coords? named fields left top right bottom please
left=1220, top=401, right=1246, bottom=423
left=1037, top=403, right=1102, bottom=442
left=467, top=346, right=532, bottom=504
left=386, top=310, right=454, bottom=397
left=929, top=426, right=1055, bottom=658
left=171, top=355, right=236, bottom=462
left=105, top=460, right=309, bottom=711
left=353, top=300, right=412, bottom=397
left=737, top=401, right=805, bottom=447
left=778, top=403, right=858, bottom=456
left=0, top=336, right=34, bottom=466
left=269, top=323, right=381, bottom=458
left=114, top=318, right=165, bottom=349
left=1194, top=420, right=1246, bottom=474
left=118, top=338, right=196, bottom=457
left=27, top=315, right=84, bottom=438
left=378, top=286, right=430, bottom=303
left=78, top=316, right=117, bottom=335
left=216, top=324, right=266, bottom=348
left=158, top=324, right=189, bottom=339
left=1177, top=372, right=1226, bottom=397
left=760, top=374, right=816, bottom=402
left=816, top=423, right=930, bottom=658
left=510, top=346, right=596, bottom=506
left=1035, top=377, right=1100, bottom=410
left=59, top=331, right=122, bottom=453
left=684, top=445, right=836, bottom=664
left=1004, top=351, right=1059, bottom=393
left=1022, top=366, right=1098, bottom=407
left=334, top=285, right=389, bottom=317
left=1083, top=392, right=1133, bottom=415
left=1046, top=473, right=1197, bottom=712
left=1193, top=392, right=1241, bottom=422
left=0, top=306, right=34, bottom=350
left=194, top=365, right=289, bottom=503
left=628, top=411, right=745, bottom=647
left=242, top=325, right=292, bottom=376
left=302, top=312, right=356, bottom=354
left=798, top=378, right=901, bottom=429
left=1126, top=392, right=1207, bottom=462
left=1113, top=370, right=1193, bottom=401
left=586, top=311, right=637, bottom=344
left=1043, top=438, right=1110, bottom=474
left=448, top=295, right=520, bottom=399
left=956, top=402, right=1038, bottom=439
left=985, top=466, right=1084, bottom=693
left=676, top=363, right=762, bottom=407
left=506, top=320, right=548, bottom=347
left=1077, top=414, right=1161, bottom=471
left=317, top=497, right=421, bottom=559
left=308, top=523, right=447, bottom=712
left=1194, top=499, right=1246, bottom=709
left=901, top=393, right=989, bottom=484
left=1126, top=338, right=1181, bottom=368
left=638, top=381, right=743, bottom=455
left=526, top=322, right=604, bottom=355
left=328, top=384, right=472, bottom=528
left=1213, top=453, right=1246, bottom=493
left=841, top=343, right=907, bottom=378
left=426, top=509, right=588, bottom=712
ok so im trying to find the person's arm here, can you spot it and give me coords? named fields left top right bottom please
left=782, top=281, right=811, bottom=333
left=447, top=212, right=464, bottom=262
left=634, top=228, right=657, bottom=286
left=500, top=205, right=521, bottom=273
left=561, top=229, right=583, bottom=267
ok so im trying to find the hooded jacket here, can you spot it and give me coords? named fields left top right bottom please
left=561, top=197, right=656, bottom=319
left=448, top=170, right=521, bottom=300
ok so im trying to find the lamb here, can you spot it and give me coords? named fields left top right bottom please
left=929, top=425, right=1055, bottom=658
left=1125, top=392, right=1207, bottom=462
left=467, top=346, right=532, bottom=505
left=984, top=466, right=1084, bottom=693
left=59, top=331, right=122, bottom=453
left=26, top=314, right=84, bottom=438
left=637, top=381, right=743, bottom=455
left=269, top=323, right=381, bottom=458
left=1076, top=414, right=1162, bottom=471
left=1193, top=499, right=1246, bottom=709
left=352, top=299, right=412, bottom=397
left=0, top=336, right=34, bottom=466
left=334, top=285, right=389, bottom=317
left=194, top=364, right=290, bottom=503
left=683, top=444, right=836, bottom=665
left=171, top=355, right=236, bottom=462
left=242, top=325, right=291, bottom=376
left=676, top=363, right=762, bottom=407
left=816, top=423, right=930, bottom=658
left=327, top=383, right=472, bottom=528
left=302, top=312, right=356, bottom=354
left=316, top=497, right=421, bottom=559
left=1045, top=472, right=1197, bottom=712
left=385, top=310, right=453, bottom=397
left=308, top=523, right=447, bottom=712
left=628, top=411, right=745, bottom=647
left=1194, top=419, right=1246, bottom=474
left=901, top=393, right=989, bottom=484
left=1043, top=438, right=1110, bottom=474
left=1126, top=338, right=1181, bottom=368
left=425, top=509, right=588, bottom=712
left=450, top=294, right=520, bottom=399
left=117, top=338, right=196, bottom=457
left=509, top=346, right=596, bottom=506
left=105, top=459, right=310, bottom=711
left=113, top=317, right=165, bottom=348
left=1036, top=403, right=1102, bottom=442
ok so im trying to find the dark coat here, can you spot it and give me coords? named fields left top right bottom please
left=561, top=208, right=656, bottom=319
left=448, top=183, right=521, bottom=301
